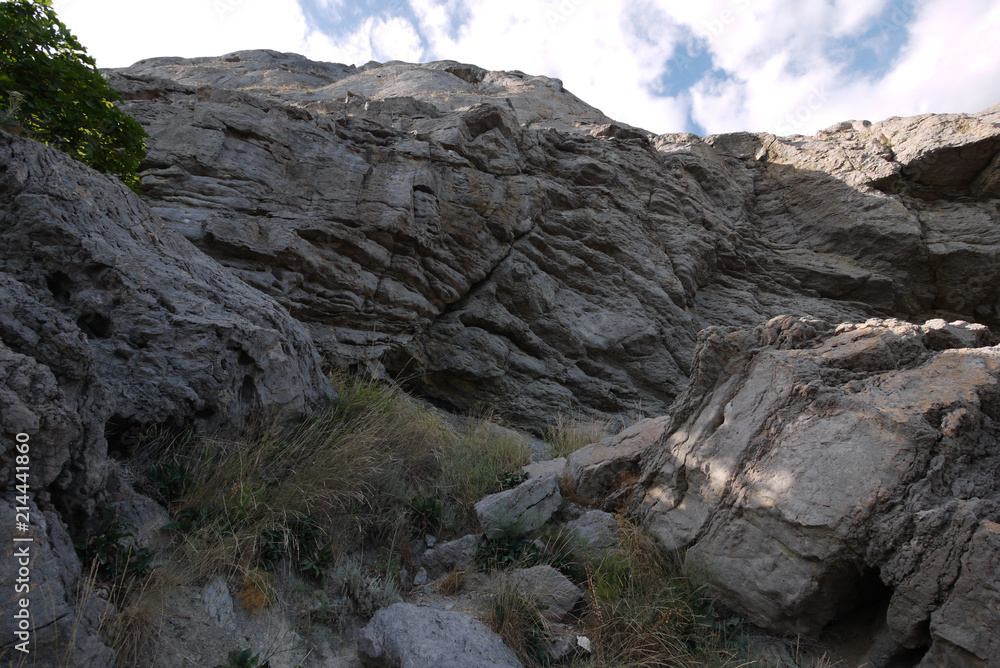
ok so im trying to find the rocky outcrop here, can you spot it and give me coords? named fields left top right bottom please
left=634, top=316, right=999, bottom=666
left=106, top=52, right=1000, bottom=430
left=4, top=47, right=1000, bottom=665
left=0, top=130, right=332, bottom=663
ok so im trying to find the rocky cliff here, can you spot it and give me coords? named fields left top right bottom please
left=1, top=48, right=999, bottom=666
left=105, top=50, right=1000, bottom=430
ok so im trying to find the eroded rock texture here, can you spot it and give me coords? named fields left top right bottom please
left=0, top=130, right=331, bottom=664
left=108, top=50, right=1000, bottom=429
left=634, top=316, right=999, bottom=666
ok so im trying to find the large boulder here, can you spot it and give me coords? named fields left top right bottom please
left=358, top=602, right=523, bottom=668
left=636, top=316, right=1000, bottom=666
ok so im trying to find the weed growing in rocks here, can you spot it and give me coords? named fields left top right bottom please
left=571, top=519, right=753, bottom=667
left=484, top=574, right=552, bottom=666
left=74, top=506, right=153, bottom=578
left=111, top=372, right=533, bottom=662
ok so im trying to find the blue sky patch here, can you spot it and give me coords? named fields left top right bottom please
left=832, top=0, right=915, bottom=78
left=657, top=37, right=728, bottom=98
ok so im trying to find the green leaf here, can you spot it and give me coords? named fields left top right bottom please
left=0, top=0, right=147, bottom=192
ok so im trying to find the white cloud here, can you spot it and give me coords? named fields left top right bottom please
left=305, top=15, right=425, bottom=65
left=57, top=0, right=319, bottom=67
left=411, top=0, right=691, bottom=133
left=54, top=0, right=1000, bottom=136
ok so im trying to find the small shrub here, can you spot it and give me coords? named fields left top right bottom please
left=321, top=555, right=399, bottom=625
left=300, top=540, right=335, bottom=585
left=475, top=529, right=541, bottom=572
left=74, top=506, right=153, bottom=578
left=408, top=494, right=442, bottom=535
left=215, top=648, right=270, bottom=668
left=148, top=459, right=190, bottom=504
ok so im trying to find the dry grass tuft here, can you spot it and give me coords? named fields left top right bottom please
left=120, top=372, right=531, bottom=640
left=483, top=573, right=551, bottom=666
left=571, top=517, right=753, bottom=668
left=437, top=570, right=468, bottom=595
left=544, top=413, right=611, bottom=458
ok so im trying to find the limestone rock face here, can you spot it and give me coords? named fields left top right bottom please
left=0, top=132, right=331, bottom=437
left=0, top=130, right=332, bottom=665
left=108, top=52, right=1000, bottom=429
left=635, top=316, right=1000, bottom=665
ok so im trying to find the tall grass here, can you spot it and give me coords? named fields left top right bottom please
left=130, top=372, right=531, bottom=587
left=479, top=515, right=755, bottom=668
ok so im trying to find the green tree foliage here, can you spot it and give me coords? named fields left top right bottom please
left=0, top=0, right=147, bottom=192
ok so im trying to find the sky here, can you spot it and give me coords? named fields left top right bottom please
left=55, top=0, right=1000, bottom=136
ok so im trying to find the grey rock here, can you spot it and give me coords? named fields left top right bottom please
left=0, top=132, right=332, bottom=436
left=412, top=568, right=428, bottom=587
left=512, top=565, right=583, bottom=622
left=636, top=315, right=1000, bottom=663
left=920, top=318, right=992, bottom=350
left=358, top=602, right=522, bottom=668
left=419, top=533, right=481, bottom=577
left=521, top=457, right=567, bottom=480
left=475, top=475, right=561, bottom=538
left=918, top=520, right=1000, bottom=667
left=566, top=417, right=669, bottom=501
left=0, top=499, right=115, bottom=666
left=202, top=577, right=237, bottom=630
left=564, top=510, right=621, bottom=559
